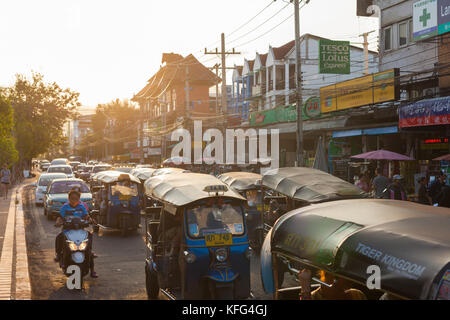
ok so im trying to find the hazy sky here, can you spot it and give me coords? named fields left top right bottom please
left=0, top=0, right=378, bottom=108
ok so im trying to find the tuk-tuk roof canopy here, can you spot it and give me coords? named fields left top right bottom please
left=262, top=167, right=365, bottom=203
left=270, top=199, right=450, bottom=300
left=93, top=170, right=141, bottom=184
left=152, top=167, right=190, bottom=177
left=131, top=168, right=156, bottom=182
left=218, top=172, right=262, bottom=191
left=144, top=173, right=246, bottom=207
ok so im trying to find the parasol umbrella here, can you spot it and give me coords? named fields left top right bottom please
left=351, top=149, right=414, bottom=160
left=433, top=154, right=450, bottom=161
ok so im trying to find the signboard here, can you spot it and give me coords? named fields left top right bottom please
left=413, top=0, right=438, bottom=41
left=319, top=39, right=350, bottom=74
left=438, top=0, right=450, bottom=35
left=250, top=103, right=322, bottom=127
left=304, top=97, right=321, bottom=118
left=399, top=96, right=450, bottom=128
left=320, top=69, right=399, bottom=113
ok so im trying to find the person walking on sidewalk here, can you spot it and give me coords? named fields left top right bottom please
left=0, top=164, right=11, bottom=200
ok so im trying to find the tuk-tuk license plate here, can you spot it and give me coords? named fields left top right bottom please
left=205, top=233, right=233, bottom=247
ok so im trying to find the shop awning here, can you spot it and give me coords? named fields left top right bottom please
left=399, top=96, right=450, bottom=128
left=332, top=126, right=398, bottom=138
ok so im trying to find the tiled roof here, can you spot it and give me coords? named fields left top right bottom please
left=259, top=53, right=268, bottom=66
left=273, top=40, right=296, bottom=60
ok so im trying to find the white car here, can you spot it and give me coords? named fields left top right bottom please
left=50, top=158, right=70, bottom=166
left=34, top=173, right=67, bottom=205
left=47, top=165, right=74, bottom=178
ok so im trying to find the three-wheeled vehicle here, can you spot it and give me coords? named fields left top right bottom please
left=131, top=168, right=156, bottom=208
left=218, top=172, right=264, bottom=251
left=261, top=199, right=450, bottom=300
left=261, top=167, right=366, bottom=234
left=90, top=171, right=141, bottom=236
left=143, top=173, right=252, bottom=300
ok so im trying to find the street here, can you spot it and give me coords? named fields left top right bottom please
left=21, top=182, right=272, bottom=300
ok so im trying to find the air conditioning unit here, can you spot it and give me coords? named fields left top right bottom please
left=423, top=87, right=438, bottom=98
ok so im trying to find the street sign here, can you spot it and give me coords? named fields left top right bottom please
left=413, top=0, right=438, bottom=41
left=319, top=39, right=350, bottom=74
left=438, top=0, right=450, bottom=35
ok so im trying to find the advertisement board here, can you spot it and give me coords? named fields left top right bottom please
left=319, top=39, right=350, bottom=74
left=438, top=0, right=450, bottom=35
left=320, top=69, right=399, bottom=113
left=413, top=0, right=438, bottom=41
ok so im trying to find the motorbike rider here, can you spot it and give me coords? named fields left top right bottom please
left=55, top=190, right=98, bottom=278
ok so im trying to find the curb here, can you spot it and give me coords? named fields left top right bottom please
left=0, top=184, right=32, bottom=300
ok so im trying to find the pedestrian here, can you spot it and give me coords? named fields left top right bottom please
left=0, top=164, right=11, bottom=200
left=417, top=177, right=432, bottom=205
left=429, top=173, right=447, bottom=204
left=355, top=173, right=370, bottom=193
left=372, top=168, right=390, bottom=199
left=386, top=175, right=407, bottom=201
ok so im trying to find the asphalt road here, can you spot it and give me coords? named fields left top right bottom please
left=22, top=184, right=273, bottom=300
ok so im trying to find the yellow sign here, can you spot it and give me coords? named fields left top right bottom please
left=321, top=69, right=398, bottom=113
left=205, top=233, right=233, bottom=247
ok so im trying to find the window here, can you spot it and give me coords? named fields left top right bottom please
left=409, top=19, right=414, bottom=44
left=399, top=22, right=408, bottom=47
left=384, top=26, right=392, bottom=51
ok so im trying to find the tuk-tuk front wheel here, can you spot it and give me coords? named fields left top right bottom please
left=120, top=215, right=129, bottom=237
left=145, top=265, right=159, bottom=300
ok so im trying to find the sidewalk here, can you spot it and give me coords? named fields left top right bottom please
left=0, top=182, right=32, bottom=300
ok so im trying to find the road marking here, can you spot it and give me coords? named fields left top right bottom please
left=14, top=186, right=31, bottom=299
left=0, top=189, right=16, bottom=300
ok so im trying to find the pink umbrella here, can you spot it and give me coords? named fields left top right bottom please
left=351, top=150, right=414, bottom=160
left=434, top=154, right=450, bottom=161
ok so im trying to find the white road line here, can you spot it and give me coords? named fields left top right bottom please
left=14, top=186, right=31, bottom=300
left=0, top=188, right=16, bottom=300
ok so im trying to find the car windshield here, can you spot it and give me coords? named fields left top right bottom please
left=49, top=181, right=90, bottom=194
left=186, top=202, right=244, bottom=238
left=111, top=181, right=138, bottom=197
left=48, top=167, right=72, bottom=174
left=93, top=166, right=111, bottom=173
left=38, top=176, right=63, bottom=186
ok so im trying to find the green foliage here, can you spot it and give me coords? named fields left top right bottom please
left=5, top=72, right=80, bottom=162
left=0, top=95, right=19, bottom=165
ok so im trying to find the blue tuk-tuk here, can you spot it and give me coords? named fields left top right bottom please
left=218, top=172, right=264, bottom=251
left=90, top=170, right=141, bottom=236
left=143, top=173, right=251, bottom=300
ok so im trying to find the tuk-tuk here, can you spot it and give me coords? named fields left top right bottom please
left=218, top=172, right=264, bottom=251
left=143, top=173, right=251, bottom=300
left=131, top=168, right=156, bottom=208
left=90, top=171, right=141, bottom=236
left=261, top=167, right=366, bottom=233
left=261, top=199, right=450, bottom=300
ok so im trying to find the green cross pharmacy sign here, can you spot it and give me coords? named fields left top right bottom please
left=413, top=0, right=450, bottom=41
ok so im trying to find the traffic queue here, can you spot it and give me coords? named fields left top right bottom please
left=31, top=158, right=450, bottom=300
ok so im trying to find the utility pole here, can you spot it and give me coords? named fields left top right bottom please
left=359, top=30, right=375, bottom=75
left=205, top=33, right=241, bottom=117
left=294, top=0, right=304, bottom=167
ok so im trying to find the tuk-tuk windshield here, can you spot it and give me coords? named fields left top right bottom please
left=186, top=202, right=245, bottom=238
left=111, top=181, right=138, bottom=197
left=245, top=190, right=262, bottom=208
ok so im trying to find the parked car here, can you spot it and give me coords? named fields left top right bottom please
left=47, top=165, right=74, bottom=178
left=51, top=158, right=70, bottom=166
left=33, top=173, right=67, bottom=205
left=43, top=178, right=93, bottom=220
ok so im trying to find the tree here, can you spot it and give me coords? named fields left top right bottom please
left=5, top=72, right=80, bottom=164
left=0, top=95, right=19, bottom=166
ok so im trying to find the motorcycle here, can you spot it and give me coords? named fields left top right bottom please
left=55, top=216, right=93, bottom=289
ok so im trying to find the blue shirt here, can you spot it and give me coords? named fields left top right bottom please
left=59, top=203, right=88, bottom=218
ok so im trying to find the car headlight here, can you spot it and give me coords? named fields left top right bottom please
left=67, top=241, right=78, bottom=251
left=215, top=248, right=228, bottom=262
left=183, top=251, right=196, bottom=264
left=78, top=240, right=88, bottom=251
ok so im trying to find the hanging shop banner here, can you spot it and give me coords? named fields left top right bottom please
left=438, top=0, right=450, bottom=35
left=320, top=69, right=399, bottom=114
left=399, top=96, right=450, bottom=128
left=413, top=0, right=439, bottom=41
left=319, top=39, right=350, bottom=74
left=250, top=102, right=322, bottom=127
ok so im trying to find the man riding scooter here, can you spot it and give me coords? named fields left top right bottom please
left=54, top=190, right=99, bottom=278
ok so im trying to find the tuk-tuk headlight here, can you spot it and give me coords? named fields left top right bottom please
left=215, top=248, right=228, bottom=262
left=183, top=251, right=196, bottom=264
left=244, top=247, right=253, bottom=260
